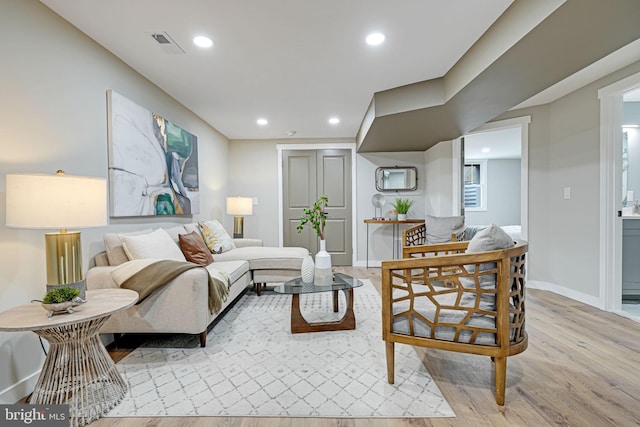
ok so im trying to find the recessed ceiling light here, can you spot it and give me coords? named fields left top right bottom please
left=328, top=117, right=340, bottom=125
left=193, top=36, right=213, bottom=48
left=481, top=148, right=491, bottom=153
left=366, top=32, right=385, bottom=46
left=256, top=118, right=268, bottom=126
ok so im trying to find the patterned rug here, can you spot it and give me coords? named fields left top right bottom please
left=106, top=280, right=455, bottom=418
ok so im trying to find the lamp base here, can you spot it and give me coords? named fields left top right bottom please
left=233, top=216, right=244, bottom=238
left=45, top=231, right=86, bottom=298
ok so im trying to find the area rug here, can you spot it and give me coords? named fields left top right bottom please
left=106, top=280, right=455, bottom=418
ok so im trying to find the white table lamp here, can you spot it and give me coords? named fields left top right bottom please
left=5, top=171, right=108, bottom=296
left=226, top=196, right=253, bottom=238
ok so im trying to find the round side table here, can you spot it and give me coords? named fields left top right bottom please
left=0, top=288, right=138, bottom=427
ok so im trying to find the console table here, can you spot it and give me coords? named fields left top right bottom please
left=364, top=218, right=425, bottom=267
left=0, top=288, right=138, bottom=427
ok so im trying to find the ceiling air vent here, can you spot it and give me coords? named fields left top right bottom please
left=149, top=31, right=185, bottom=55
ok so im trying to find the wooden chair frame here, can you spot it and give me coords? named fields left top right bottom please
left=382, top=240, right=528, bottom=405
left=402, top=223, right=464, bottom=249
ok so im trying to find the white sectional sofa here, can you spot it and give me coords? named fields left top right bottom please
left=86, top=222, right=307, bottom=346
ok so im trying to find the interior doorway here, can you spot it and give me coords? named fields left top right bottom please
left=598, top=70, right=640, bottom=319
left=458, top=117, right=530, bottom=242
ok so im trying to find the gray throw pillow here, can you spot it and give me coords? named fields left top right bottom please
left=467, top=224, right=514, bottom=253
left=425, top=215, right=465, bottom=244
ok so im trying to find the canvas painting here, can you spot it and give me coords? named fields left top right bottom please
left=107, top=90, right=199, bottom=217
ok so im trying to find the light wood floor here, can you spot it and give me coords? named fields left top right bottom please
left=93, top=266, right=640, bottom=427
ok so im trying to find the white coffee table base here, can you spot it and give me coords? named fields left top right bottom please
left=31, top=316, right=127, bottom=427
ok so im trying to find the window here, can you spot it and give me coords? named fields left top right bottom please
left=464, top=160, right=487, bottom=211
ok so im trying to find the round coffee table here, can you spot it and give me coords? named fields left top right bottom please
left=0, top=288, right=138, bottom=427
left=273, top=272, right=363, bottom=333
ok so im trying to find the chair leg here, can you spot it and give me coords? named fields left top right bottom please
left=385, top=341, right=395, bottom=384
left=494, top=356, right=507, bottom=405
left=256, top=282, right=262, bottom=296
left=199, top=331, right=207, bottom=347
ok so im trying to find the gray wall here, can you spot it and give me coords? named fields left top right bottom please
left=228, top=141, right=426, bottom=266
left=0, top=0, right=230, bottom=402
left=497, top=58, right=640, bottom=299
left=465, top=159, right=521, bottom=226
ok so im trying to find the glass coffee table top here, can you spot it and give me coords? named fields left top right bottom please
left=274, top=272, right=363, bottom=295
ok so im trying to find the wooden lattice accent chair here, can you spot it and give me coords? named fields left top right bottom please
left=382, top=225, right=528, bottom=405
left=403, top=215, right=466, bottom=249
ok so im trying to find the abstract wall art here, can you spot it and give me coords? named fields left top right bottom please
left=107, top=90, right=199, bottom=217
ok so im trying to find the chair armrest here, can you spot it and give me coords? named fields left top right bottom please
left=233, top=238, right=263, bottom=248
left=402, top=240, right=469, bottom=259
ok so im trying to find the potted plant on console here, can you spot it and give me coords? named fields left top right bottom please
left=297, top=195, right=332, bottom=285
left=392, top=197, right=414, bottom=221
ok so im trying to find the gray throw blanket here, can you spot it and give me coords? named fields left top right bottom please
left=116, top=260, right=230, bottom=314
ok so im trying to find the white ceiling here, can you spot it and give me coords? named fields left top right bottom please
left=465, top=127, right=521, bottom=160
left=40, top=0, right=515, bottom=140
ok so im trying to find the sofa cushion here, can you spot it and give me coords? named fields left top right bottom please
left=164, top=225, right=187, bottom=243
left=214, top=246, right=307, bottom=270
left=121, top=228, right=186, bottom=261
left=179, top=231, right=214, bottom=266
left=206, top=260, right=249, bottom=284
left=104, top=228, right=152, bottom=265
left=425, top=215, right=465, bottom=244
left=199, top=220, right=236, bottom=253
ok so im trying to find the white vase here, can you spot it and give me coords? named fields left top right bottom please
left=301, top=253, right=315, bottom=283
left=314, top=240, right=332, bottom=285
left=398, top=213, right=407, bottom=221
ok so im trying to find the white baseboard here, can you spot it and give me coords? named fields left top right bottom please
left=528, top=280, right=603, bottom=309
left=0, top=369, right=40, bottom=404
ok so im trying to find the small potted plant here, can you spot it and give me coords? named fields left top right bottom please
left=40, top=286, right=83, bottom=317
left=391, top=197, right=414, bottom=221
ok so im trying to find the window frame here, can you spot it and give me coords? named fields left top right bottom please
left=464, top=159, right=487, bottom=212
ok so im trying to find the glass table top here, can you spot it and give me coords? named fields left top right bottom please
left=273, top=272, right=363, bottom=295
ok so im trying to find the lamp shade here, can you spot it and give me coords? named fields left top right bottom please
left=6, top=173, right=107, bottom=229
left=226, top=197, right=253, bottom=216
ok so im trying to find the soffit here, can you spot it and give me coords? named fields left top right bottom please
left=357, top=0, right=640, bottom=153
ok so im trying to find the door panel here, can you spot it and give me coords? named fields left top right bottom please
left=316, top=149, right=352, bottom=265
left=283, top=148, right=352, bottom=265
left=283, top=151, right=316, bottom=251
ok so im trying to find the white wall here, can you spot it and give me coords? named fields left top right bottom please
left=623, top=102, right=640, bottom=199
left=465, top=159, right=521, bottom=226
left=424, top=141, right=456, bottom=216
left=356, top=152, right=426, bottom=266
left=0, top=0, right=229, bottom=402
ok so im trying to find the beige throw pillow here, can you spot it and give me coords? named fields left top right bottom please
left=103, top=228, right=153, bottom=265
left=120, top=228, right=186, bottom=261
left=198, top=220, right=236, bottom=253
